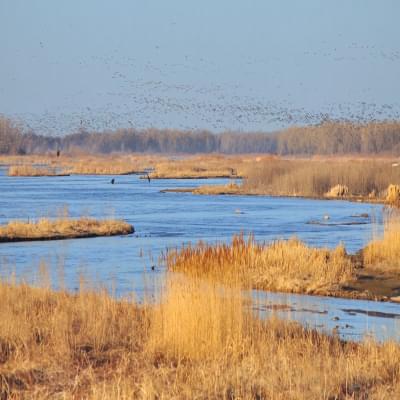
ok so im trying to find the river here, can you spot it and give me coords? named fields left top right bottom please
left=1, top=168, right=399, bottom=342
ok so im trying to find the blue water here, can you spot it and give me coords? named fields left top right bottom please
left=1, top=168, right=399, bottom=342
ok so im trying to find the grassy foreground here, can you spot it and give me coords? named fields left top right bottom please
left=0, top=275, right=400, bottom=399
left=0, top=217, right=134, bottom=242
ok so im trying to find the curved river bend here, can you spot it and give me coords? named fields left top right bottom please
left=1, top=169, right=398, bottom=342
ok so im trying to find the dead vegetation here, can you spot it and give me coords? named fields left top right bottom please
left=242, top=158, right=400, bottom=200
left=0, top=272, right=399, bottom=399
left=4, top=154, right=160, bottom=176
left=363, top=210, right=400, bottom=271
left=147, top=155, right=252, bottom=179
left=0, top=217, right=134, bottom=242
left=166, top=210, right=400, bottom=301
left=63, top=154, right=158, bottom=175
left=179, top=158, right=400, bottom=205
left=7, top=165, right=68, bottom=177
left=167, top=235, right=354, bottom=296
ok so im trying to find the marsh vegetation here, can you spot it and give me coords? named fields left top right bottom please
left=167, top=211, right=400, bottom=301
left=0, top=217, right=133, bottom=242
left=0, top=272, right=400, bottom=399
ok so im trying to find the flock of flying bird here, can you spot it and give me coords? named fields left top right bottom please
left=8, top=40, right=400, bottom=136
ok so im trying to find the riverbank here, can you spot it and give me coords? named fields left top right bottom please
left=0, top=217, right=134, bottom=242
left=166, top=213, right=400, bottom=303
left=0, top=275, right=399, bottom=399
left=161, top=182, right=395, bottom=207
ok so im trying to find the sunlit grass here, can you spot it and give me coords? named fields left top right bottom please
left=242, top=158, right=400, bottom=201
left=364, top=211, right=400, bottom=270
left=0, top=271, right=399, bottom=399
left=166, top=235, right=354, bottom=295
left=0, top=217, right=133, bottom=242
left=7, top=165, right=66, bottom=177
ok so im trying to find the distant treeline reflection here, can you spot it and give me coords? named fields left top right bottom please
left=1, top=116, right=400, bottom=155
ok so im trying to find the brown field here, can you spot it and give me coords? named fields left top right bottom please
left=0, top=273, right=399, bottom=399
left=0, top=217, right=134, bottom=242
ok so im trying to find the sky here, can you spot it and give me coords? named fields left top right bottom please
left=1, top=0, right=400, bottom=135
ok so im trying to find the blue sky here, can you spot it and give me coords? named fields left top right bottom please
left=1, top=0, right=399, bottom=134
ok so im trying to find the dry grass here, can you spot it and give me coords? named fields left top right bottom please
left=363, top=211, right=400, bottom=270
left=192, top=181, right=242, bottom=195
left=64, top=154, right=159, bottom=175
left=0, top=272, right=400, bottom=399
left=242, top=158, right=400, bottom=200
left=167, top=236, right=354, bottom=295
left=0, top=217, right=134, bottom=242
left=1, top=154, right=162, bottom=176
left=7, top=165, right=67, bottom=177
left=148, top=154, right=259, bottom=179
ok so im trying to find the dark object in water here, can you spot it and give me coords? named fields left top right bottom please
left=307, top=220, right=368, bottom=226
left=111, top=178, right=115, bottom=184
left=350, top=213, right=369, bottom=218
left=341, top=308, right=400, bottom=319
left=147, top=173, right=151, bottom=183
left=151, top=265, right=156, bottom=271
left=56, top=149, right=60, bottom=157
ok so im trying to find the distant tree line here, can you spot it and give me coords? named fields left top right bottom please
left=1, top=116, right=400, bottom=155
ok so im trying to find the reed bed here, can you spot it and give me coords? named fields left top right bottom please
left=192, top=181, right=242, bottom=195
left=363, top=211, right=400, bottom=270
left=2, top=154, right=162, bottom=176
left=0, top=217, right=134, bottom=242
left=148, top=155, right=253, bottom=179
left=166, top=236, right=354, bottom=295
left=64, top=155, right=158, bottom=175
left=7, top=165, right=67, bottom=177
left=242, top=158, right=400, bottom=200
left=0, top=272, right=399, bottom=399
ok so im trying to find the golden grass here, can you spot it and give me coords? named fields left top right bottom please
left=1, top=154, right=162, bottom=176
left=166, top=236, right=354, bottom=295
left=7, top=165, right=67, bottom=177
left=243, top=158, right=400, bottom=200
left=0, top=273, right=400, bottom=399
left=0, top=217, right=134, bottom=242
left=148, top=155, right=247, bottom=179
left=363, top=211, right=400, bottom=270
left=64, top=154, right=159, bottom=175
left=192, top=181, right=242, bottom=195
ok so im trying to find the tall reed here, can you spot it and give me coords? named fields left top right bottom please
left=363, top=210, right=400, bottom=270
left=166, top=235, right=354, bottom=295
